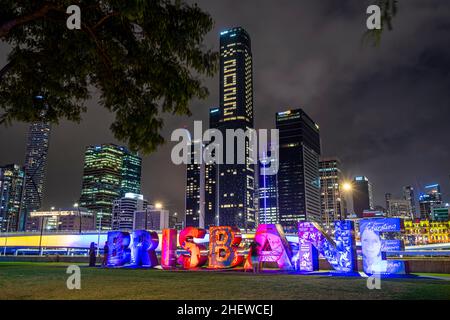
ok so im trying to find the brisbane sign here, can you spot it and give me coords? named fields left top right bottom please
left=106, top=218, right=407, bottom=276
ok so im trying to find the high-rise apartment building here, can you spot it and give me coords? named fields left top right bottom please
left=319, top=158, right=344, bottom=227
left=276, top=108, right=321, bottom=231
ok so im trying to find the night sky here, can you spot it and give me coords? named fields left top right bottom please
left=0, top=0, right=449, bottom=218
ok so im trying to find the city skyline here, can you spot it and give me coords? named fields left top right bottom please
left=0, top=0, right=449, bottom=218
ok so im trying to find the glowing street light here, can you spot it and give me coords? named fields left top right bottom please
left=155, top=202, right=163, bottom=209
left=342, top=182, right=352, bottom=192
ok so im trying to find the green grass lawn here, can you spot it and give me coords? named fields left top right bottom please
left=0, top=262, right=449, bottom=300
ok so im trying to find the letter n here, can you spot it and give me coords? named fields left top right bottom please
left=298, top=220, right=357, bottom=273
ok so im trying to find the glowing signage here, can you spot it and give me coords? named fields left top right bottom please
left=161, top=229, right=177, bottom=269
left=360, top=218, right=407, bottom=275
left=178, top=227, right=208, bottom=269
left=253, top=224, right=293, bottom=270
left=99, top=220, right=410, bottom=276
left=130, top=230, right=159, bottom=267
left=107, top=231, right=131, bottom=267
left=298, top=220, right=357, bottom=273
left=208, top=226, right=243, bottom=268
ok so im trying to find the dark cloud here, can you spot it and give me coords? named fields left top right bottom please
left=0, top=0, right=449, bottom=216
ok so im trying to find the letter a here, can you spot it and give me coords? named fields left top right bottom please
left=366, top=5, right=381, bottom=30
left=66, top=265, right=81, bottom=289
left=66, top=5, right=81, bottom=30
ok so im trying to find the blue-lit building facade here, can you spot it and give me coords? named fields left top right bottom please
left=258, top=151, right=279, bottom=224
left=419, top=184, right=442, bottom=220
left=276, top=108, right=321, bottom=232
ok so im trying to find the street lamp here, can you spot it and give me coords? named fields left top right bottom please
left=341, top=181, right=353, bottom=218
left=342, top=182, right=352, bottom=192
left=155, top=202, right=163, bottom=210
left=38, top=216, right=46, bottom=256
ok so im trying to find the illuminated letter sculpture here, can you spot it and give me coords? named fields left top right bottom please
left=298, top=220, right=357, bottom=273
left=130, top=230, right=159, bottom=267
left=360, top=218, right=407, bottom=275
left=107, top=231, right=131, bottom=267
left=161, top=229, right=178, bottom=269
left=253, top=224, right=293, bottom=270
left=178, top=227, right=207, bottom=269
left=208, top=226, right=243, bottom=269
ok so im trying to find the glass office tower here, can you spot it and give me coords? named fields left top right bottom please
left=276, top=108, right=321, bottom=232
left=79, top=144, right=141, bottom=230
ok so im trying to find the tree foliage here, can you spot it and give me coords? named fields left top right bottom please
left=0, top=0, right=218, bottom=153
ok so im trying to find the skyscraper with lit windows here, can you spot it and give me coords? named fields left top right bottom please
left=0, top=164, right=26, bottom=232
left=277, top=108, right=321, bottom=231
left=79, top=144, right=141, bottom=230
left=185, top=140, right=205, bottom=227
left=419, top=183, right=442, bottom=220
left=24, top=118, right=51, bottom=213
left=319, top=158, right=345, bottom=227
left=212, top=27, right=255, bottom=230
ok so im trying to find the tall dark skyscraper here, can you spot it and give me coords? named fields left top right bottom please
left=79, top=144, right=141, bottom=230
left=212, top=27, right=255, bottom=230
left=24, top=117, right=51, bottom=214
left=352, top=176, right=374, bottom=218
left=0, top=164, right=26, bottom=232
left=185, top=140, right=205, bottom=227
left=403, top=186, right=416, bottom=218
left=319, top=158, right=345, bottom=227
left=204, top=107, right=220, bottom=228
left=276, top=108, right=321, bottom=231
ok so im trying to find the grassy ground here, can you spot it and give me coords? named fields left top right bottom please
left=0, top=262, right=449, bottom=300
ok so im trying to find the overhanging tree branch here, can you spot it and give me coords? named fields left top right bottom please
left=0, top=3, right=61, bottom=39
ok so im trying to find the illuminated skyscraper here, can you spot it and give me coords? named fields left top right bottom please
left=185, top=140, right=205, bottom=227
left=24, top=99, right=51, bottom=214
left=79, top=144, right=141, bottom=230
left=0, top=164, right=26, bottom=232
left=213, top=27, right=255, bottom=229
left=419, top=184, right=442, bottom=219
left=277, top=108, right=321, bottom=231
left=352, top=176, right=374, bottom=218
left=319, top=158, right=345, bottom=227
